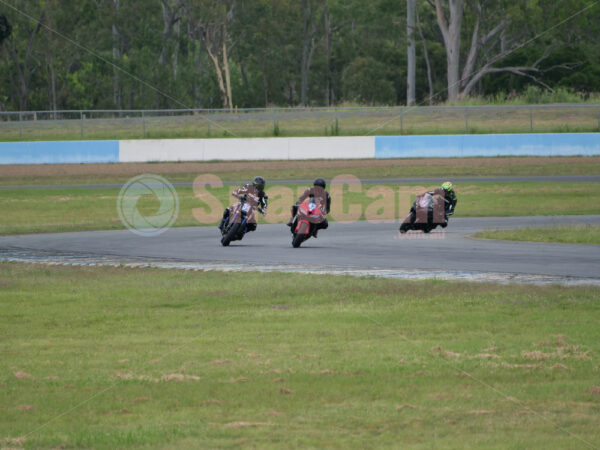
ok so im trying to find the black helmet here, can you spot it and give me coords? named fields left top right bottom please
left=252, top=176, right=266, bottom=191
left=313, top=178, right=326, bottom=188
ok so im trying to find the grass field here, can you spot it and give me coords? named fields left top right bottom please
left=2, top=262, right=600, bottom=449
left=1, top=181, right=599, bottom=234
left=475, top=225, right=600, bottom=245
left=2, top=105, right=599, bottom=142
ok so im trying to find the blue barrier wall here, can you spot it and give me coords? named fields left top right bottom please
left=375, top=133, right=600, bottom=158
left=0, top=140, right=119, bottom=164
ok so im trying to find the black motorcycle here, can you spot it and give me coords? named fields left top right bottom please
left=221, top=195, right=263, bottom=246
left=399, top=191, right=452, bottom=234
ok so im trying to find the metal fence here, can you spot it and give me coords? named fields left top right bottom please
left=1, top=104, right=599, bottom=141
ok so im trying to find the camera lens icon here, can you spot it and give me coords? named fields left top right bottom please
left=117, top=174, right=179, bottom=237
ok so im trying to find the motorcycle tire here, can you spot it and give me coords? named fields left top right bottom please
left=292, top=232, right=306, bottom=248
left=221, top=222, right=241, bottom=247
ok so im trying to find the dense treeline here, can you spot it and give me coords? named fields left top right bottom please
left=0, top=0, right=599, bottom=111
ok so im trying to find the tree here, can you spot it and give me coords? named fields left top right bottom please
left=432, top=0, right=463, bottom=102
left=0, top=0, right=597, bottom=111
left=3, top=4, right=45, bottom=111
left=416, top=4, right=435, bottom=104
left=342, top=56, right=395, bottom=104
left=430, top=0, right=589, bottom=102
left=159, top=0, right=184, bottom=77
left=300, top=0, right=325, bottom=106
left=185, top=0, right=236, bottom=110
left=406, top=0, right=416, bottom=106
left=0, top=15, right=12, bottom=47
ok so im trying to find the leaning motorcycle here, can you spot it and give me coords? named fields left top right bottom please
left=399, top=191, right=450, bottom=234
left=291, top=196, right=326, bottom=248
left=220, top=194, right=263, bottom=246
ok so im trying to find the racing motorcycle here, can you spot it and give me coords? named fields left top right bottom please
left=291, top=195, right=326, bottom=248
left=220, top=193, right=264, bottom=246
left=399, top=191, right=451, bottom=234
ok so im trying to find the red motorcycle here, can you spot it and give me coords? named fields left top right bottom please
left=291, top=195, right=326, bottom=248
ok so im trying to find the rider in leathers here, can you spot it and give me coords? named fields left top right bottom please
left=218, top=176, right=268, bottom=233
left=287, top=178, right=331, bottom=238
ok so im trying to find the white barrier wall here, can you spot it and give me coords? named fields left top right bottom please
left=119, top=137, right=375, bottom=162
left=119, top=139, right=200, bottom=162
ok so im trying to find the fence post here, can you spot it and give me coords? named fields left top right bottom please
left=80, top=111, right=84, bottom=138
left=18, top=111, right=23, bottom=139
left=142, top=110, right=146, bottom=138
left=400, top=111, right=404, bottom=135
left=464, top=108, right=469, bottom=133
left=529, top=107, right=533, bottom=132
left=598, top=109, right=600, bottom=132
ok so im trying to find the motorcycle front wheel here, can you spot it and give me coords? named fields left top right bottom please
left=221, top=222, right=242, bottom=246
left=292, top=232, right=306, bottom=248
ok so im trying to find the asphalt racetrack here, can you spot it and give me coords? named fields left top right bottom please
left=1, top=215, right=599, bottom=285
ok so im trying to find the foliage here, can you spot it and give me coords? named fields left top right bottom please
left=0, top=0, right=599, bottom=110
left=0, top=14, right=11, bottom=43
left=342, top=57, right=395, bottom=105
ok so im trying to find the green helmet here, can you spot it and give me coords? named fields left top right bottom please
left=441, top=181, right=454, bottom=192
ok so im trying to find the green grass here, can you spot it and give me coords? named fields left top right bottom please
left=2, top=262, right=599, bottom=449
left=475, top=225, right=600, bottom=244
left=1, top=182, right=599, bottom=234
left=0, top=182, right=600, bottom=234
left=2, top=102, right=600, bottom=141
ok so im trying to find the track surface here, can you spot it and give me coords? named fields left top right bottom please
left=1, top=215, right=599, bottom=282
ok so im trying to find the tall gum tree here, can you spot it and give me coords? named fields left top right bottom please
left=406, top=0, right=416, bottom=106
left=300, top=0, right=325, bottom=106
left=185, top=0, right=235, bottom=110
left=431, top=0, right=572, bottom=102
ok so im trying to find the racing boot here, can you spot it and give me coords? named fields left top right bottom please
left=287, top=206, right=298, bottom=227
left=218, top=209, right=230, bottom=233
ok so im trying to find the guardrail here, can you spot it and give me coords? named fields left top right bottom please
left=1, top=104, right=599, bottom=141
